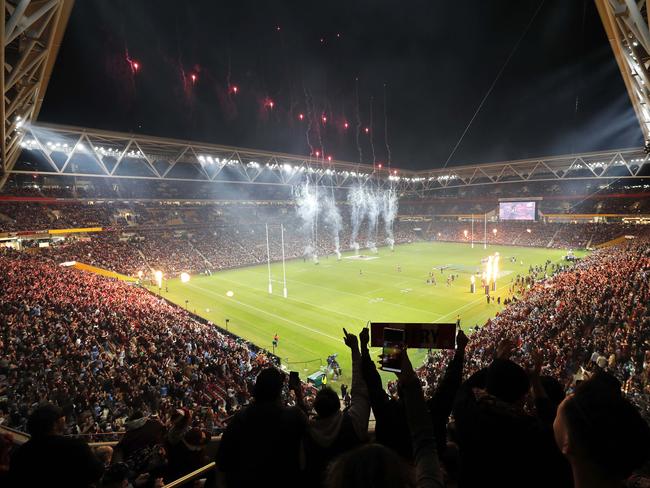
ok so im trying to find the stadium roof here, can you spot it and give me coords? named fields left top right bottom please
left=595, top=0, right=650, bottom=143
left=1, top=0, right=75, bottom=187
left=9, top=122, right=650, bottom=194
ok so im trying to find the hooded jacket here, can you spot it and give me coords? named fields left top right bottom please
left=304, top=348, right=370, bottom=484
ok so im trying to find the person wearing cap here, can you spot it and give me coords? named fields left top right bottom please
left=8, top=403, right=104, bottom=488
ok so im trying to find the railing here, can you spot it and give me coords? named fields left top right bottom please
left=0, top=424, right=30, bottom=445
left=162, top=462, right=216, bottom=488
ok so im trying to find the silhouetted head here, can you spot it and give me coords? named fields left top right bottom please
left=253, top=367, right=285, bottom=403
left=486, top=359, right=530, bottom=404
left=326, top=443, right=409, bottom=488
left=27, top=404, right=65, bottom=438
left=554, top=371, right=650, bottom=482
left=314, top=387, right=341, bottom=418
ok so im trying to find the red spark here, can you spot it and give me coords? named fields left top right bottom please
left=132, top=61, right=140, bottom=72
left=231, top=85, right=239, bottom=94
left=364, top=127, right=370, bottom=134
left=322, top=115, right=327, bottom=123
left=276, top=25, right=281, bottom=32
left=343, top=121, right=349, bottom=129
left=378, top=163, right=383, bottom=169
left=264, top=98, right=274, bottom=109
left=190, top=73, right=197, bottom=83
left=327, top=155, right=332, bottom=162
left=298, top=113, right=304, bottom=121
left=315, top=150, right=320, bottom=157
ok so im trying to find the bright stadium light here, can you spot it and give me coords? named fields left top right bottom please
left=180, top=272, right=190, bottom=283
left=226, top=290, right=234, bottom=297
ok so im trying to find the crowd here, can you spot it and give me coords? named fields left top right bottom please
left=0, top=250, right=276, bottom=442
left=0, top=233, right=649, bottom=487
left=430, top=220, right=647, bottom=249
left=28, top=221, right=418, bottom=278
left=421, top=238, right=650, bottom=419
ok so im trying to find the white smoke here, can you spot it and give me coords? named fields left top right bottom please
left=347, top=186, right=368, bottom=251
left=347, top=185, right=399, bottom=253
left=294, top=183, right=320, bottom=261
left=322, top=193, right=343, bottom=260
left=382, top=189, right=398, bottom=250
left=366, top=190, right=380, bottom=253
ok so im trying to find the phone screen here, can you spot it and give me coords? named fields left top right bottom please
left=381, top=328, right=405, bottom=372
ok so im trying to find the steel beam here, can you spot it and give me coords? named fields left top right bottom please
left=2, top=0, right=75, bottom=189
left=6, top=122, right=649, bottom=194
left=595, top=0, right=650, bottom=141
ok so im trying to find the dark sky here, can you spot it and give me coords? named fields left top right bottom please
left=39, top=0, right=643, bottom=171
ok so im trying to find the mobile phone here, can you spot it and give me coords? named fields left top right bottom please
left=381, top=327, right=405, bottom=373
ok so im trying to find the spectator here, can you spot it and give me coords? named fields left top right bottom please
left=554, top=371, right=650, bottom=488
left=451, top=340, right=570, bottom=488
left=113, top=412, right=166, bottom=479
left=302, top=329, right=370, bottom=485
left=325, top=351, right=443, bottom=488
left=8, top=404, right=104, bottom=488
left=216, top=367, right=307, bottom=487
left=164, top=427, right=210, bottom=483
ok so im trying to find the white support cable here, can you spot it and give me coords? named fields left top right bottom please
left=443, top=0, right=546, bottom=168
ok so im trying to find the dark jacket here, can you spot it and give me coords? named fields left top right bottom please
left=216, top=402, right=307, bottom=488
left=9, top=435, right=103, bottom=488
left=453, top=369, right=561, bottom=488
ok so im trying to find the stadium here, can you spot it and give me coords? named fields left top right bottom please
left=1, top=1, right=650, bottom=488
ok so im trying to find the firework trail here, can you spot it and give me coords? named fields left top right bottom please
left=383, top=83, right=392, bottom=165
left=369, top=96, right=376, bottom=165
left=355, top=78, right=363, bottom=163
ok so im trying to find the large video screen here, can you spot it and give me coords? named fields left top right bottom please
left=499, top=201, right=536, bottom=221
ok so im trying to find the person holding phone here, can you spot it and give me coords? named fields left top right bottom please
left=325, top=351, right=444, bottom=488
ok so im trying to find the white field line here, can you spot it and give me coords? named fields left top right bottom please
left=204, top=274, right=368, bottom=322
left=436, top=282, right=512, bottom=322
left=186, top=283, right=342, bottom=343
left=271, top=275, right=444, bottom=319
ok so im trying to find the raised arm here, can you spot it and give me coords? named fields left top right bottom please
left=427, top=329, right=468, bottom=453
left=397, top=352, right=444, bottom=488
left=343, top=328, right=370, bottom=442
left=359, top=326, right=390, bottom=413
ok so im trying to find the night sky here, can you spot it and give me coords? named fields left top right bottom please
left=39, top=0, right=643, bottom=171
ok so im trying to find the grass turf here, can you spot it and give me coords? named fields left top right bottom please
left=156, top=241, right=584, bottom=386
